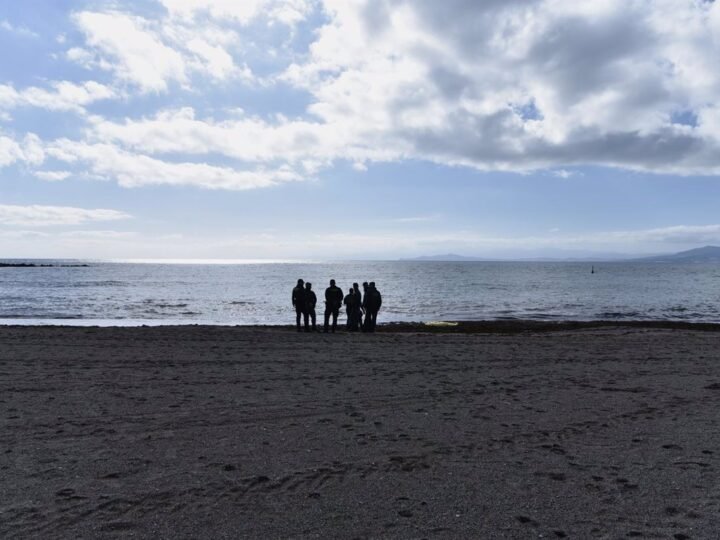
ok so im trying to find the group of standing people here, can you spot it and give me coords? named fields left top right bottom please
left=292, top=279, right=382, bottom=333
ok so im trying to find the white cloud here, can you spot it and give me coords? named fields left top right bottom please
left=68, top=6, right=267, bottom=93
left=0, top=204, right=131, bottom=226
left=0, top=136, right=24, bottom=167
left=185, top=39, right=238, bottom=80
left=0, top=19, right=38, bottom=38
left=0, top=81, right=117, bottom=113
left=160, top=0, right=271, bottom=22
left=275, top=0, right=720, bottom=175
left=72, top=11, right=188, bottom=93
left=393, top=214, right=440, bottom=223
left=46, top=139, right=303, bottom=190
left=601, top=224, right=720, bottom=245
left=158, top=0, right=313, bottom=25
left=34, top=170, right=72, bottom=181
left=551, top=169, right=580, bottom=179
left=87, top=107, right=360, bottom=164
left=58, top=230, right=138, bottom=239
left=58, top=0, right=720, bottom=186
left=4, top=0, right=718, bottom=196
left=2, top=221, right=719, bottom=259
left=0, top=133, right=44, bottom=167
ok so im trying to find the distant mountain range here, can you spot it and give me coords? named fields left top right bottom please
left=402, top=246, right=720, bottom=263
left=633, top=245, right=720, bottom=263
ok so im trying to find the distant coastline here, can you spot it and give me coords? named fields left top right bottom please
left=0, top=263, right=90, bottom=268
left=402, top=245, right=720, bottom=263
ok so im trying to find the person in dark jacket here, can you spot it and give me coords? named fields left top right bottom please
left=363, top=281, right=382, bottom=332
left=360, top=281, right=369, bottom=331
left=324, top=279, right=344, bottom=333
left=350, top=282, right=363, bottom=331
left=303, top=282, right=317, bottom=332
left=291, top=278, right=305, bottom=331
left=343, top=287, right=355, bottom=329
left=353, top=282, right=362, bottom=305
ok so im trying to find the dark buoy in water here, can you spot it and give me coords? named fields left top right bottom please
left=591, top=265, right=595, bottom=274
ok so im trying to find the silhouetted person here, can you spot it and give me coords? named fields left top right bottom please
left=292, top=278, right=305, bottom=331
left=344, top=288, right=355, bottom=329
left=363, top=281, right=382, bottom=332
left=360, top=282, right=369, bottom=331
left=303, top=282, right=317, bottom=332
left=324, top=279, right=343, bottom=333
left=351, top=282, right=363, bottom=331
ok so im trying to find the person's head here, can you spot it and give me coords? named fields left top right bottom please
left=297, top=278, right=304, bottom=286
left=330, top=279, right=336, bottom=286
left=305, top=282, right=312, bottom=290
left=369, top=281, right=376, bottom=288
left=353, top=282, right=359, bottom=290
left=362, top=281, right=368, bottom=290
left=348, top=287, right=354, bottom=293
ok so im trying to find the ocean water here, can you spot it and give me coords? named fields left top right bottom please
left=1, top=260, right=720, bottom=325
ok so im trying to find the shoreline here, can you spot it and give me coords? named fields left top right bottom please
left=2, top=318, right=720, bottom=332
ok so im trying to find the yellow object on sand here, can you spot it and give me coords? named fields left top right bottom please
left=424, top=321, right=459, bottom=327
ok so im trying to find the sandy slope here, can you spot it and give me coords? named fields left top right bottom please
left=1, top=325, right=719, bottom=538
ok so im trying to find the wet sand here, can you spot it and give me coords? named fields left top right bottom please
left=1, top=323, right=719, bottom=538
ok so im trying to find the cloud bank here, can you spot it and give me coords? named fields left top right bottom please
left=0, top=204, right=131, bottom=226
left=2, top=0, right=720, bottom=190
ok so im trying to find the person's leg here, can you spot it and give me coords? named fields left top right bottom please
left=332, top=308, right=339, bottom=332
left=310, top=309, right=317, bottom=331
left=351, top=309, right=359, bottom=331
left=296, top=309, right=302, bottom=331
left=303, top=311, right=309, bottom=332
left=324, top=308, right=330, bottom=332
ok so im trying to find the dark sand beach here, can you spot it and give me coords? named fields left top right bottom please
left=1, top=323, right=719, bottom=538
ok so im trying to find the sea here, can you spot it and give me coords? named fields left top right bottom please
left=1, top=260, right=719, bottom=326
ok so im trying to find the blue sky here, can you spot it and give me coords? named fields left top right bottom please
left=1, top=0, right=720, bottom=259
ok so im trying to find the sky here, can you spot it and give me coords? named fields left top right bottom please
left=1, top=0, right=720, bottom=260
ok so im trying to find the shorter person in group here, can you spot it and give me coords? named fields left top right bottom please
left=344, top=287, right=355, bottom=330
left=363, top=281, right=382, bottom=332
left=352, top=282, right=363, bottom=331
left=324, top=279, right=344, bottom=333
left=291, top=278, right=305, bottom=331
left=360, top=282, right=369, bottom=331
left=303, top=282, right=317, bottom=332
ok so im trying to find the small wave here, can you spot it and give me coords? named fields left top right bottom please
left=596, top=311, right=642, bottom=319
left=140, top=299, right=189, bottom=309
left=0, top=313, right=85, bottom=319
left=525, top=313, right=561, bottom=319
left=75, top=280, right=127, bottom=287
left=228, top=301, right=255, bottom=305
